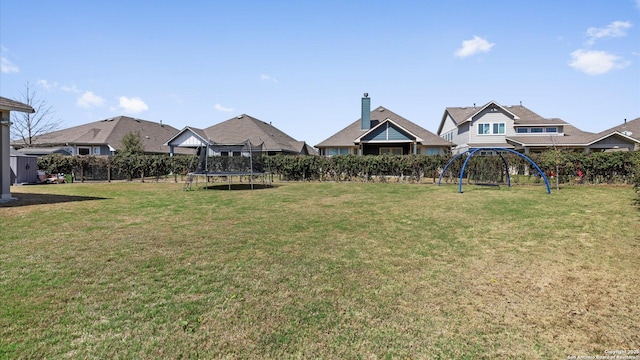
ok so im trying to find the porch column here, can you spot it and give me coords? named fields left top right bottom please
left=413, top=140, right=417, bottom=155
left=1, top=111, right=14, bottom=201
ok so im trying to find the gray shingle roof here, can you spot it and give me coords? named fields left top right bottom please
left=0, top=96, right=35, bottom=113
left=12, top=116, right=192, bottom=154
left=316, top=106, right=451, bottom=148
left=506, top=125, right=595, bottom=146
left=199, top=114, right=316, bottom=154
left=443, top=102, right=568, bottom=130
left=594, top=117, right=640, bottom=141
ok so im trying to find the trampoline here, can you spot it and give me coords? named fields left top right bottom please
left=184, top=140, right=269, bottom=190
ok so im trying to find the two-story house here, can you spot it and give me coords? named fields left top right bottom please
left=437, top=100, right=639, bottom=154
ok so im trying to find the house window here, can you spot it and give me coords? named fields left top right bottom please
left=221, top=151, right=229, bottom=156
left=531, top=128, right=543, bottom=133
left=478, top=123, right=490, bottom=135
left=93, top=147, right=101, bottom=155
left=424, top=148, right=440, bottom=156
left=516, top=128, right=529, bottom=133
left=478, top=123, right=505, bottom=135
left=380, top=147, right=403, bottom=155
left=328, top=148, right=350, bottom=156
left=78, top=146, right=91, bottom=155
left=232, top=151, right=241, bottom=157
left=545, top=127, right=557, bottom=133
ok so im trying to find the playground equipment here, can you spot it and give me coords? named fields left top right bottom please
left=437, top=147, right=551, bottom=194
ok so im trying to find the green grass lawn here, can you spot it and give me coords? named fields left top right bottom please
left=1, top=181, right=638, bottom=359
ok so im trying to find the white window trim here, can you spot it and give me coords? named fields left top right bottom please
left=477, top=122, right=505, bottom=135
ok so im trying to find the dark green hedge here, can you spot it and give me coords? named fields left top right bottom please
left=36, top=151, right=640, bottom=185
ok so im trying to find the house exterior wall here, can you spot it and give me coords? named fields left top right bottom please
left=468, top=110, right=514, bottom=145
left=440, top=114, right=457, bottom=134
left=589, top=136, right=637, bottom=150
left=171, top=131, right=206, bottom=147
left=454, top=122, right=470, bottom=145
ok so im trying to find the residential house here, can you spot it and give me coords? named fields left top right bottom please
left=316, top=94, right=452, bottom=156
left=165, top=114, right=316, bottom=156
left=1, top=96, right=35, bottom=201
left=11, top=116, right=193, bottom=156
left=437, top=100, right=639, bottom=154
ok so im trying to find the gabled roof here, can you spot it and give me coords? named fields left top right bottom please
left=316, top=106, right=451, bottom=148
left=594, top=117, right=640, bottom=141
left=354, top=118, right=424, bottom=143
left=168, top=114, right=316, bottom=155
left=164, top=126, right=209, bottom=146
left=0, top=96, right=35, bottom=113
left=12, top=116, right=191, bottom=154
left=439, top=101, right=567, bottom=134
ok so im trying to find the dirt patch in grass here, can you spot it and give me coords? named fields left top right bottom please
left=457, top=255, right=640, bottom=356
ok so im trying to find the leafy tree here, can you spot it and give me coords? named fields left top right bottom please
left=118, top=131, right=145, bottom=156
left=10, top=81, right=60, bottom=146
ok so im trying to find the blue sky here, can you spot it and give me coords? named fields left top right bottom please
left=1, top=0, right=639, bottom=147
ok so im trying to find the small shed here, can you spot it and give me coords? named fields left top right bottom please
left=10, top=148, right=37, bottom=184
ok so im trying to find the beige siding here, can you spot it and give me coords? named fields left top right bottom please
left=469, top=111, right=514, bottom=144
left=440, top=114, right=457, bottom=134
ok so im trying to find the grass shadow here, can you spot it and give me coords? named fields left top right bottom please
left=202, top=183, right=276, bottom=191
left=0, top=193, right=109, bottom=207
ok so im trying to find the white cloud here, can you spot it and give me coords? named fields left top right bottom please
left=1, top=55, right=19, bottom=73
left=77, top=91, right=106, bottom=108
left=586, top=21, right=633, bottom=45
left=37, top=79, right=58, bottom=90
left=455, top=36, right=495, bottom=58
left=61, top=84, right=81, bottom=93
left=117, top=96, right=148, bottom=114
left=569, top=49, right=630, bottom=75
left=214, top=103, right=234, bottom=112
left=261, top=74, right=278, bottom=83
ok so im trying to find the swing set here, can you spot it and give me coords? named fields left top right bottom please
left=437, top=147, right=551, bottom=194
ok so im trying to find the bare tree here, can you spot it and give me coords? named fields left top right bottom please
left=10, top=81, right=60, bottom=146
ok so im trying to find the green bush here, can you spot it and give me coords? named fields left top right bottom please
left=36, top=150, right=640, bottom=185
